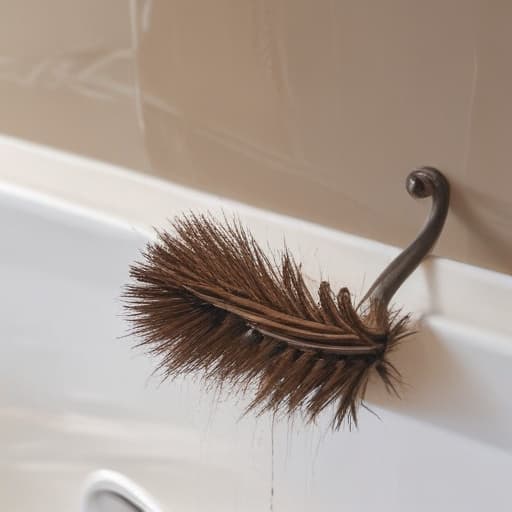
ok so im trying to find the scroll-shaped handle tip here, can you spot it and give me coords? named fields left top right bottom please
left=362, top=166, right=450, bottom=310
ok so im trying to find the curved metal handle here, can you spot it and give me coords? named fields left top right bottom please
left=361, top=166, right=450, bottom=309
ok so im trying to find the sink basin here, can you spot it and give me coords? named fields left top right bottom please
left=1, top=137, right=511, bottom=511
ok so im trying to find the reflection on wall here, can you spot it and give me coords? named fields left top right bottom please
left=0, top=1, right=149, bottom=171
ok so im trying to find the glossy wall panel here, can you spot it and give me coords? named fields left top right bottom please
left=1, top=1, right=511, bottom=274
left=135, top=0, right=512, bottom=274
left=0, top=2, right=149, bottom=171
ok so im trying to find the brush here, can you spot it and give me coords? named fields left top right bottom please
left=124, top=167, right=449, bottom=429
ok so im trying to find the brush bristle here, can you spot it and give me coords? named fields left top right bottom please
left=124, top=213, right=410, bottom=429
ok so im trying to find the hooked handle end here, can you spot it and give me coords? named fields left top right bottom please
left=362, top=166, right=450, bottom=311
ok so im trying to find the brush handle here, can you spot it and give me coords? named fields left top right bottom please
left=362, top=167, right=450, bottom=310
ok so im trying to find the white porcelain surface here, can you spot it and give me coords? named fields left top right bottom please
left=1, top=141, right=511, bottom=511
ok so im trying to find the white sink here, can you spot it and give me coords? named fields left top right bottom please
left=1, top=137, right=511, bottom=511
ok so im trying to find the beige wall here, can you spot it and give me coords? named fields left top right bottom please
left=137, top=0, right=512, bottom=275
left=1, top=1, right=511, bottom=274
left=0, top=2, right=149, bottom=171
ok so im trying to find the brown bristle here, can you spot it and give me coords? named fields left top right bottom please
left=124, top=213, right=411, bottom=429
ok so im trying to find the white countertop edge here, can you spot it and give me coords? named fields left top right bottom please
left=0, top=134, right=510, bottom=340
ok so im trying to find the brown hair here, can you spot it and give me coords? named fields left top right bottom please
left=125, top=213, right=409, bottom=428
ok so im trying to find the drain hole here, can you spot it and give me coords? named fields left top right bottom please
left=81, top=470, right=161, bottom=512
left=86, top=490, right=143, bottom=512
